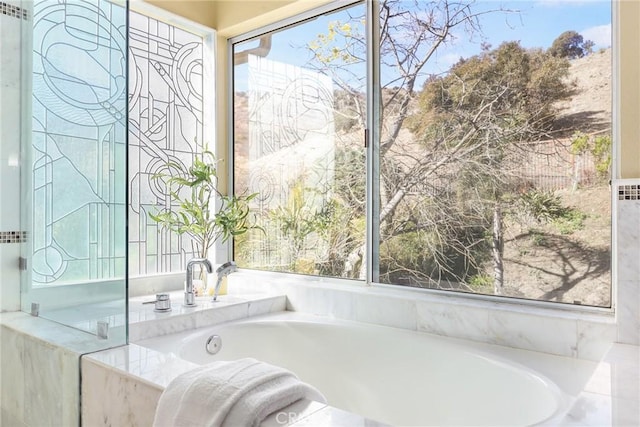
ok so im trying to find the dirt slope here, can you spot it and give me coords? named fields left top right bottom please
left=499, top=49, right=612, bottom=307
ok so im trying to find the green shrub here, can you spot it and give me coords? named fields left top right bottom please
left=519, top=190, right=586, bottom=234
left=529, top=229, right=548, bottom=246
left=519, top=190, right=567, bottom=223
left=571, top=132, right=611, bottom=180
left=469, top=274, right=493, bottom=289
left=553, top=209, right=587, bottom=234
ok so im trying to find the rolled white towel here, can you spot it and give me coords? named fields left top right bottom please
left=153, top=358, right=326, bottom=427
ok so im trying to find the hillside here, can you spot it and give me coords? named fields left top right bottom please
left=499, top=48, right=612, bottom=306
left=556, top=48, right=612, bottom=135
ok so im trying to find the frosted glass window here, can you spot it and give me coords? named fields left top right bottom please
left=233, top=4, right=367, bottom=277
left=128, top=11, right=204, bottom=276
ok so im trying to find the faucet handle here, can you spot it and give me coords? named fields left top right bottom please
left=216, top=260, right=237, bottom=274
left=142, top=293, right=172, bottom=312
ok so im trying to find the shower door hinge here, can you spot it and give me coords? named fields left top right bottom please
left=364, top=128, right=369, bottom=148
left=18, top=257, right=27, bottom=271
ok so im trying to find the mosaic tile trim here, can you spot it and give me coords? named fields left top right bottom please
left=1, top=2, right=28, bottom=20
left=0, top=231, right=27, bottom=244
left=618, top=184, right=640, bottom=201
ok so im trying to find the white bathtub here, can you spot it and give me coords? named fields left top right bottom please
left=137, top=311, right=568, bottom=426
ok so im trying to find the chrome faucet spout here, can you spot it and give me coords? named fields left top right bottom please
left=213, top=261, right=238, bottom=302
left=185, top=258, right=213, bottom=307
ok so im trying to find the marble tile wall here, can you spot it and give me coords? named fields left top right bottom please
left=81, top=355, right=164, bottom=427
left=0, top=0, right=24, bottom=313
left=226, top=271, right=618, bottom=361
left=561, top=344, right=640, bottom=426
left=615, top=180, right=640, bottom=345
left=0, top=311, right=126, bottom=427
left=0, top=323, right=79, bottom=426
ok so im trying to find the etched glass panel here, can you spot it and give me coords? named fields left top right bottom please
left=233, top=4, right=367, bottom=277
left=31, top=0, right=127, bottom=285
left=128, top=11, right=204, bottom=276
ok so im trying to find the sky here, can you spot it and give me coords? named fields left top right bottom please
left=471, top=0, right=610, bottom=48
left=433, top=0, right=612, bottom=71
left=234, top=0, right=612, bottom=90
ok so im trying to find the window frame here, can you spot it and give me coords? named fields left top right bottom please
left=227, top=0, right=616, bottom=314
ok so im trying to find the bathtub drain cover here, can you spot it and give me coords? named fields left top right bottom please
left=206, top=334, right=222, bottom=355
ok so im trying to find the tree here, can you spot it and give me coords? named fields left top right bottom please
left=268, top=1, right=575, bottom=291
left=549, top=30, right=594, bottom=59
left=308, top=24, right=575, bottom=290
left=306, top=0, right=509, bottom=280
left=406, top=41, right=574, bottom=292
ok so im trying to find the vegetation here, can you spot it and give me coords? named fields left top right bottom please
left=150, top=150, right=259, bottom=259
left=268, top=180, right=328, bottom=271
left=519, top=190, right=572, bottom=224
left=519, top=190, right=586, bottom=234
left=571, top=132, right=612, bottom=179
left=549, top=30, right=594, bottom=59
left=235, top=0, right=611, bottom=305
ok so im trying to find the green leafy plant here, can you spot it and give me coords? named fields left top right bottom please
left=553, top=209, right=587, bottom=234
left=269, top=180, right=326, bottom=271
left=468, top=274, right=493, bottom=290
left=591, top=135, right=612, bottom=178
left=519, top=190, right=586, bottom=235
left=529, top=229, right=548, bottom=246
left=149, top=150, right=259, bottom=259
left=571, top=131, right=612, bottom=180
left=519, top=190, right=568, bottom=223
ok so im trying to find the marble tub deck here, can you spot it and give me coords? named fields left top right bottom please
left=82, top=292, right=388, bottom=426
left=127, top=291, right=287, bottom=341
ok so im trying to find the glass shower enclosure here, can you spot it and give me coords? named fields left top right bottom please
left=20, top=0, right=128, bottom=344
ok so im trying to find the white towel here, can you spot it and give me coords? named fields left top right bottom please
left=152, top=358, right=326, bottom=427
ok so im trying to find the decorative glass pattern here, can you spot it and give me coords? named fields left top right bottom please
left=128, top=11, right=204, bottom=276
left=31, top=0, right=127, bottom=284
left=236, top=55, right=338, bottom=270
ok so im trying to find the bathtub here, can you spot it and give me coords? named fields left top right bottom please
left=137, top=311, right=567, bottom=426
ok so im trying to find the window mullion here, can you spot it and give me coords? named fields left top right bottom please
left=366, top=0, right=381, bottom=284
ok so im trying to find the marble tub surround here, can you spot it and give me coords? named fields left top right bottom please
left=81, top=343, right=387, bottom=427
left=129, top=291, right=286, bottom=341
left=0, top=311, right=126, bottom=360
left=82, top=313, right=638, bottom=426
left=223, top=270, right=616, bottom=361
left=0, top=312, right=126, bottom=427
left=81, top=344, right=193, bottom=427
left=36, top=298, right=128, bottom=337
left=18, top=272, right=262, bottom=336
